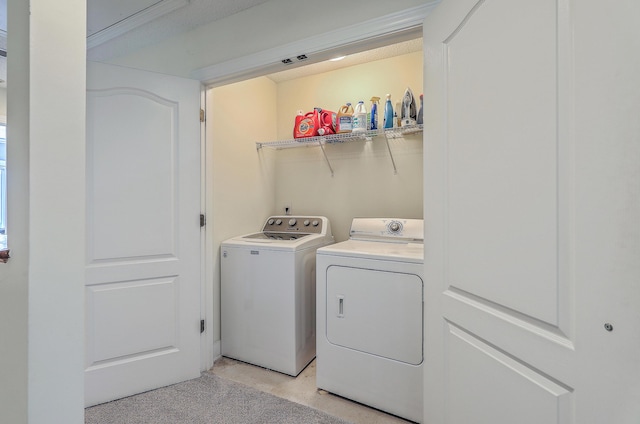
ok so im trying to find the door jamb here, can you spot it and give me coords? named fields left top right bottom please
left=199, top=84, right=215, bottom=371
left=198, top=2, right=440, bottom=369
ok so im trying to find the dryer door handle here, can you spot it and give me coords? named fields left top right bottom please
left=337, top=295, right=345, bottom=318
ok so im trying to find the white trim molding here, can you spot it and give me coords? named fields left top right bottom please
left=87, top=0, right=190, bottom=50
left=192, top=1, right=441, bottom=87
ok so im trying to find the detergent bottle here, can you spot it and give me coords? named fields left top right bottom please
left=293, top=109, right=319, bottom=138
left=383, top=94, right=394, bottom=129
left=352, top=101, right=367, bottom=133
left=370, top=96, right=380, bottom=130
left=395, top=101, right=401, bottom=128
left=317, top=108, right=336, bottom=136
left=336, top=103, right=354, bottom=133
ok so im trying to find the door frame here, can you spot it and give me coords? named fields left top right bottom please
left=200, top=85, right=214, bottom=370
left=197, top=2, right=440, bottom=368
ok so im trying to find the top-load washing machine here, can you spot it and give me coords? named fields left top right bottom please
left=221, top=216, right=334, bottom=376
left=316, top=218, right=424, bottom=423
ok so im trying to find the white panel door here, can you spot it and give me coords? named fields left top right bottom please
left=85, top=62, right=201, bottom=406
left=423, top=0, right=640, bottom=423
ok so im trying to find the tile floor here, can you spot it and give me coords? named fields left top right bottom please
left=210, top=357, right=412, bottom=424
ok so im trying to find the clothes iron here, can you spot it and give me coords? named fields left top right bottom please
left=401, top=87, right=417, bottom=127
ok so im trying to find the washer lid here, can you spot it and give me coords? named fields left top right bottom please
left=223, top=231, right=333, bottom=251
left=242, top=232, right=311, bottom=241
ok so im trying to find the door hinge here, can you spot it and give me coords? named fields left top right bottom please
left=200, top=319, right=205, bottom=333
left=200, top=213, right=206, bottom=227
left=200, top=108, right=205, bottom=123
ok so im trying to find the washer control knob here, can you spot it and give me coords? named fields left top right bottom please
left=312, top=220, right=319, bottom=227
left=268, top=219, right=275, bottom=225
left=303, top=220, right=310, bottom=226
left=288, top=218, right=297, bottom=226
left=275, top=219, right=282, bottom=225
left=389, top=221, right=402, bottom=233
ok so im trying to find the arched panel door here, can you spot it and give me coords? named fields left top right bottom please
left=85, top=62, right=201, bottom=406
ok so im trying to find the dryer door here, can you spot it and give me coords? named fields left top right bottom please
left=326, top=265, right=423, bottom=365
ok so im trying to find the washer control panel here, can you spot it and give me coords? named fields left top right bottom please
left=349, top=218, right=423, bottom=242
left=262, top=216, right=325, bottom=234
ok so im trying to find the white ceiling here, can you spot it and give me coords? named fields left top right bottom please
left=0, top=0, right=269, bottom=40
left=86, top=0, right=272, bottom=60
left=87, top=0, right=164, bottom=36
left=0, top=0, right=272, bottom=87
left=0, top=0, right=421, bottom=87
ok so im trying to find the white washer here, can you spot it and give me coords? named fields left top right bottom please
left=221, top=216, right=334, bottom=376
left=316, top=218, right=424, bottom=423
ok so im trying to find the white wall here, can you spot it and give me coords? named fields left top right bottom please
left=105, top=0, right=432, bottom=78
left=208, top=76, right=278, bottom=343
left=209, top=50, right=423, bottom=246
left=274, top=51, right=423, bottom=241
left=0, top=1, right=86, bottom=423
left=207, top=51, right=422, bottom=346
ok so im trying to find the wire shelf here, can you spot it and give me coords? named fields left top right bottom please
left=255, top=124, right=423, bottom=150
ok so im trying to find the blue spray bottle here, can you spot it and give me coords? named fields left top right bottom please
left=383, top=94, right=394, bottom=129
left=370, top=96, right=380, bottom=130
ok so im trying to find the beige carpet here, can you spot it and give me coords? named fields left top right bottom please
left=85, top=372, right=352, bottom=424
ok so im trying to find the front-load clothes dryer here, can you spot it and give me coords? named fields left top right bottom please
left=221, top=216, right=334, bottom=376
left=316, top=218, right=424, bottom=423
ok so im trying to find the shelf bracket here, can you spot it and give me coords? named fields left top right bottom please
left=317, top=139, right=335, bottom=177
left=383, top=131, right=398, bottom=175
